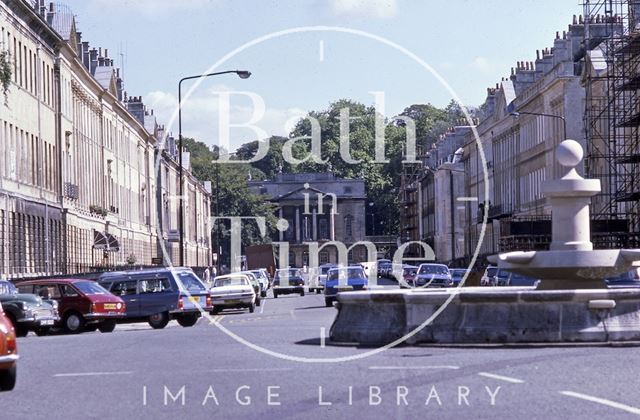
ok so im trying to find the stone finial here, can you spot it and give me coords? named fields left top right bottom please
left=557, top=139, right=583, bottom=168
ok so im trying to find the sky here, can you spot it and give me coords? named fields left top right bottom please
left=59, top=0, right=583, bottom=150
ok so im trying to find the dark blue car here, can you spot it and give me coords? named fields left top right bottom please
left=97, top=267, right=212, bottom=329
left=324, top=266, right=368, bottom=307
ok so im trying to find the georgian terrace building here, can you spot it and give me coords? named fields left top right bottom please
left=0, top=0, right=211, bottom=278
left=460, top=16, right=618, bottom=267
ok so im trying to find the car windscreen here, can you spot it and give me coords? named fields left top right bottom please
left=176, top=272, right=207, bottom=292
left=276, top=270, right=301, bottom=279
left=0, top=281, right=17, bottom=295
left=450, top=270, right=466, bottom=278
left=418, top=265, right=449, bottom=275
left=74, top=281, right=109, bottom=295
left=320, top=266, right=334, bottom=275
left=251, top=271, right=266, bottom=280
left=213, top=277, right=248, bottom=287
left=487, top=267, right=498, bottom=277
left=328, top=268, right=365, bottom=280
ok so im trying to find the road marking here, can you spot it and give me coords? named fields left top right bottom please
left=477, top=372, right=525, bottom=383
left=320, top=327, right=326, bottom=348
left=369, top=365, right=460, bottom=370
left=54, top=371, right=133, bottom=378
left=560, top=391, right=640, bottom=415
left=456, top=205, right=467, bottom=210
left=319, top=40, right=325, bottom=61
left=456, top=196, right=478, bottom=202
left=209, top=315, right=225, bottom=325
left=260, top=298, right=266, bottom=314
left=206, top=368, right=292, bottom=373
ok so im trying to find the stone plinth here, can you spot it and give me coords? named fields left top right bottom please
left=330, top=288, right=640, bottom=345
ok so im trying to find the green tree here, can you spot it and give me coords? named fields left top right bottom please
left=182, top=138, right=278, bottom=261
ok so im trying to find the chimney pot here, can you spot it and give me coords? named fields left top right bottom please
left=49, top=2, right=54, bottom=12
left=573, top=14, right=577, bottom=25
left=105, top=49, right=108, bottom=58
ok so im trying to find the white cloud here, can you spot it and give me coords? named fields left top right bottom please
left=146, top=89, right=307, bottom=151
left=330, top=0, right=398, bottom=19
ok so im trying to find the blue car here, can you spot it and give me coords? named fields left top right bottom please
left=414, top=264, right=453, bottom=288
left=324, top=266, right=368, bottom=307
left=97, top=267, right=212, bottom=329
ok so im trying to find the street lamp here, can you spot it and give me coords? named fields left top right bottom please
left=178, top=70, right=251, bottom=267
left=510, top=111, right=567, bottom=141
left=368, top=202, right=375, bottom=235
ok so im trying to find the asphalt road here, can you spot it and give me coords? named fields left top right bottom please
left=3, top=282, right=640, bottom=419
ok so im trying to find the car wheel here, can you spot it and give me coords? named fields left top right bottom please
left=316, top=289, right=321, bottom=294
left=261, top=291, right=267, bottom=298
left=273, top=292, right=278, bottom=298
left=14, top=326, right=28, bottom=338
left=256, top=297, right=261, bottom=307
left=34, top=328, right=50, bottom=337
left=210, top=307, right=220, bottom=315
left=148, top=312, right=170, bottom=329
left=176, top=314, right=199, bottom=327
left=300, top=290, right=305, bottom=297
left=249, top=302, right=255, bottom=313
left=98, top=320, right=117, bottom=333
left=324, top=297, right=333, bottom=307
left=63, top=312, right=85, bottom=334
left=0, top=365, right=16, bottom=391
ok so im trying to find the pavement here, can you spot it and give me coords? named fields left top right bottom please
left=3, top=279, right=640, bottom=419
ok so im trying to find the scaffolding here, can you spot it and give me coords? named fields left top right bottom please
left=583, top=0, right=640, bottom=248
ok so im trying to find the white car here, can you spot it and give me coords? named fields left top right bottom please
left=244, top=270, right=269, bottom=297
left=209, top=274, right=256, bottom=314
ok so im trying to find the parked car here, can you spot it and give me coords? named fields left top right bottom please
left=0, top=280, right=59, bottom=337
left=309, top=264, right=337, bottom=294
left=605, top=268, right=640, bottom=288
left=507, top=272, right=540, bottom=287
left=238, top=271, right=263, bottom=305
left=397, top=265, right=419, bottom=288
left=324, top=266, right=368, bottom=307
left=0, top=303, right=18, bottom=391
left=414, top=264, right=453, bottom=288
left=377, top=261, right=392, bottom=278
left=98, top=267, right=212, bottom=329
left=449, top=268, right=469, bottom=287
left=495, top=269, right=511, bottom=286
left=18, top=279, right=125, bottom=334
left=209, top=274, right=256, bottom=314
left=480, top=265, right=498, bottom=286
left=248, top=269, right=270, bottom=297
left=273, top=268, right=305, bottom=298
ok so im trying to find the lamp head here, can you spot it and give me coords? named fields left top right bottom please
left=237, top=71, right=251, bottom=79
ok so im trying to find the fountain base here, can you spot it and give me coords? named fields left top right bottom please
left=329, top=288, right=640, bottom=346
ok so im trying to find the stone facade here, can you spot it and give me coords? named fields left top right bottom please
left=0, top=0, right=210, bottom=278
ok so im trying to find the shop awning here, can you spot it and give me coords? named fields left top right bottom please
left=93, top=230, right=120, bottom=252
left=105, top=232, right=120, bottom=252
left=93, top=230, right=109, bottom=250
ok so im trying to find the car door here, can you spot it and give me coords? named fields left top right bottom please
left=108, top=279, right=140, bottom=317
left=59, top=284, right=89, bottom=317
left=136, top=275, right=174, bottom=316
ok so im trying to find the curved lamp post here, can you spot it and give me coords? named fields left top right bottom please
left=177, top=70, right=251, bottom=267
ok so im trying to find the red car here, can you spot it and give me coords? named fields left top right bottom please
left=18, top=279, right=126, bottom=334
left=0, top=303, right=18, bottom=391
